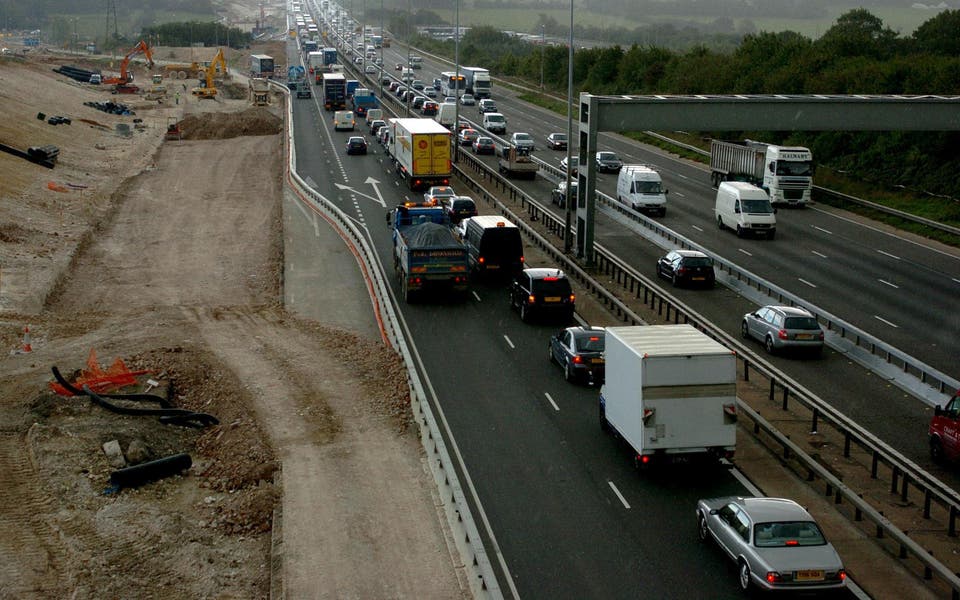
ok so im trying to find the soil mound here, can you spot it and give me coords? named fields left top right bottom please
left=178, top=108, right=282, bottom=140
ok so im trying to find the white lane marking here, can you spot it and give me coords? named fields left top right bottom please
left=503, top=335, right=515, bottom=349
left=691, top=224, right=703, bottom=232
left=874, top=315, right=899, bottom=328
left=953, top=278, right=960, bottom=285
left=676, top=173, right=688, bottom=179
left=811, top=250, right=828, bottom=258
left=730, top=465, right=763, bottom=495
left=811, top=205, right=960, bottom=261
left=673, top=192, right=685, bottom=198
left=738, top=248, right=753, bottom=257
left=814, top=226, right=833, bottom=235
left=798, top=278, right=817, bottom=288
left=878, top=279, right=899, bottom=289
left=471, top=291, right=482, bottom=302
left=608, top=481, right=631, bottom=509
left=543, top=392, right=559, bottom=412
left=877, top=249, right=901, bottom=260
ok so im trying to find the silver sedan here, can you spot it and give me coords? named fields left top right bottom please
left=696, top=496, right=846, bottom=593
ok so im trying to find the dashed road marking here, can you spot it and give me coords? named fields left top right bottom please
left=874, top=315, right=899, bottom=328
left=608, top=481, right=631, bottom=509
left=543, top=392, right=559, bottom=411
left=503, top=335, right=515, bottom=349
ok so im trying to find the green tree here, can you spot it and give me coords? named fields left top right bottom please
left=911, top=9, right=960, bottom=56
left=816, top=8, right=899, bottom=60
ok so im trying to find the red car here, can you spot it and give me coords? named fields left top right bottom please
left=421, top=101, right=439, bottom=116
left=930, top=390, right=960, bottom=463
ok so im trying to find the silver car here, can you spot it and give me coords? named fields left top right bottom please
left=696, top=496, right=846, bottom=593
left=741, top=305, right=824, bottom=356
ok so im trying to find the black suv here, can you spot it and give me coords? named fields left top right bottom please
left=509, top=268, right=575, bottom=323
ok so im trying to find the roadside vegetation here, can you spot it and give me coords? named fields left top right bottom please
left=399, top=8, right=960, bottom=234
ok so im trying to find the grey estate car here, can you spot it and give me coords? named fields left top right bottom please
left=741, top=305, right=824, bottom=356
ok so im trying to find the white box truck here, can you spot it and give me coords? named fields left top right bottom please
left=599, top=325, right=737, bottom=467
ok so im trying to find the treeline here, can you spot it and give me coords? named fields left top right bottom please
left=471, top=0, right=830, bottom=19
left=415, top=9, right=960, bottom=199
left=141, top=22, right=252, bottom=49
left=0, top=0, right=215, bottom=29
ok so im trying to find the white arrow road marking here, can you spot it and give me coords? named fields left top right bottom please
left=334, top=182, right=385, bottom=206
left=365, top=176, right=387, bottom=207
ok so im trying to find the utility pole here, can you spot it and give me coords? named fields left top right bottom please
left=563, top=0, right=574, bottom=254
left=540, top=24, right=544, bottom=90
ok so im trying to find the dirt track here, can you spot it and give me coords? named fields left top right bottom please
left=0, top=48, right=466, bottom=598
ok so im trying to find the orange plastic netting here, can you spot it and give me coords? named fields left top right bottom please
left=49, top=348, right=151, bottom=396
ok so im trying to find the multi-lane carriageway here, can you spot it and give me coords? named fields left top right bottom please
left=283, top=21, right=958, bottom=599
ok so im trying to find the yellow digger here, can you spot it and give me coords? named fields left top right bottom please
left=191, top=48, right=228, bottom=99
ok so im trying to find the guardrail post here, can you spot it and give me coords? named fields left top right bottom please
left=901, top=473, right=910, bottom=502
left=924, top=490, right=932, bottom=519
left=811, top=408, right=819, bottom=434
left=743, top=360, right=750, bottom=383
left=899, top=543, right=908, bottom=559
left=871, top=450, right=879, bottom=479
left=891, top=467, right=900, bottom=494
left=769, top=379, right=775, bottom=401
left=950, top=506, right=958, bottom=537
left=781, top=387, right=789, bottom=411
left=876, top=512, right=885, bottom=539
left=843, top=432, right=851, bottom=458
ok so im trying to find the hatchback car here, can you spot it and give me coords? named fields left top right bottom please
left=549, top=326, right=605, bottom=384
left=412, top=80, right=425, bottom=91
left=458, top=128, right=479, bottom=146
left=344, top=136, right=367, bottom=155
left=433, top=77, right=442, bottom=90
left=472, top=136, right=495, bottom=155
left=546, top=132, right=567, bottom=150
left=656, top=249, right=715, bottom=288
left=412, top=96, right=426, bottom=110
left=741, top=305, right=824, bottom=355
left=421, top=101, right=439, bottom=116
left=510, top=132, right=535, bottom=152
left=460, top=93, right=476, bottom=106
left=509, top=268, right=575, bottom=323
left=369, top=119, right=386, bottom=136
left=443, top=196, right=477, bottom=224
left=424, top=88, right=437, bottom=98
left=388, top=81, right=400, bottom=92
left=595, top=151, right=623, bottom=173
left=478, top=98, right=497, bottom=114
left=364, top=64, right=376, bottom=74
left=696, top=496, right=846, bottom=593
left=423, top=185, right=456, bottom=206
left=560, top=155, right=579, bottom=176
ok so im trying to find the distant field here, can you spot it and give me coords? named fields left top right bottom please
left=453, top=4, right=940, bottom=39
left=52, top=10, right=216, bottom=46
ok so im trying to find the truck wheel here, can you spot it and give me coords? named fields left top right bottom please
left=736, top=225, right=744, bottom=238
left=599, top=404, right=609, bottom=432
left=671, top=273, right=680, bottom=288
left=717, top=216, right=724, bottom=230
left=520, top=302, right=530, bottom=323
left=768, top=230, right=776, bottom=240
left=548, top=345, right=555, bottom=364
left=564, top=361, right=574, bottom=382
left=740, top=321, right=749, bottom=339
left=931, top=438, right=945, bottom=464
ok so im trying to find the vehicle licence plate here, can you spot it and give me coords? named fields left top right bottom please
left=590, top=358, right=604, bottom=364
left=795, top=334, right=813, bottom=340
left=795, top=570, right=824, bottom=581
left=692, top=277, right=705, bottom=281
left=544, top=296, right=561, bottom=302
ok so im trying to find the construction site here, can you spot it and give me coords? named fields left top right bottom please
left=0, top=26, right=467, bottom=599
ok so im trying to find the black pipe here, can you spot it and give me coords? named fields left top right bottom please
left=109, top=453, right=192, bottom=489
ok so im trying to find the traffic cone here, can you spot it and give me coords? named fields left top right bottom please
left=22, top=325, right=32, bottom=353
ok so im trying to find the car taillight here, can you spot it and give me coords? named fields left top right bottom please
left=520, top=256, right=525, bottom=263
left=765, top=572, right=783, bottom=584
left=478, top=256, right=485, bottom=265
left=637, top=454, right=650, bottom=465
left=818, top=331, right=824, bottom=341
left=677, top=267, right=687, bottom=275
left=572, top=355, right=583, bottom=364
left=569, top=293, right=576, bottom=303
left=778, top=329, right=789, bottom=340
left=527, top=294, right=536, bottom=303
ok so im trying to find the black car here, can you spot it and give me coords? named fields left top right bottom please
left=549, top=326, right=605, bottom=384
left=444, top=196, right=477, bottom=224
left=509, top=268, right=575, bottom=323
left=345, top=136, right=367, bottom=155
left=546, top=132, right=567, bottom=150
left=656, top=249, right=715, bottom=287
left=595, top=151, right=623, bottom=173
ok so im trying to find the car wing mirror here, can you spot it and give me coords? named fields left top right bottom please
left=935, top=405, right=943, bottom=417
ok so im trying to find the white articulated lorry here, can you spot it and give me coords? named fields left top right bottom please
left=599, top=325, right=737, bottom=467
left=709, top=140, right=814, bottom=206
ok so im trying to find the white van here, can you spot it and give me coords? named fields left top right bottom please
left=364, top=108, right=383, bottom=125
left=616, top=165, right=668, bottom=217
left=714, top=181, right=776, bottom=239
left=333, top=110, right=355, bottom=131
left=435, top=102, right=457, bottom=129
left=482, top=112, right=506, bottom=134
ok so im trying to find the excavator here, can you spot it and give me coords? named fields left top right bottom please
left=103, top=40, right=154, bottom=92
left=191, top=48, right=228, bottom=99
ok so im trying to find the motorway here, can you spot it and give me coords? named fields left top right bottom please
left=278, top=27, right=884, bottom=597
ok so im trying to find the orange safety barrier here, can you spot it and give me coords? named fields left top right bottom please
left=49, top=348, right=151, bottom=396
left=46, top=181, right=70, bottom=193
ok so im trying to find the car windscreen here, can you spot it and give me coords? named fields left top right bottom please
left=784, top=316, right=820, bottom=330
left=478, top=228, right=522, bottom=261
left=754, top=521, right=826, bottom=547
left=573, top=333, right=604, bottom=352
left=742, top=199, right=773, bottom=213
left=683, top=257, right=713, bottom=268
left=531, top=278, right=572, bottom=296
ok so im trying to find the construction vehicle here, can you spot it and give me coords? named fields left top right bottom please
left=191, top=48, right=228, bottom=99
left=103, top=40, right=154, bottom=86
left=249, top=78, right=270, bottom=106
left=163, top=62, right=204, bottom=79
left=164, top=117, right=182, bottom=141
